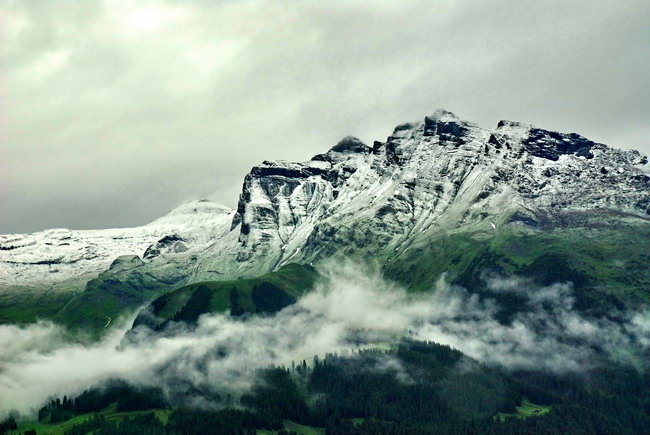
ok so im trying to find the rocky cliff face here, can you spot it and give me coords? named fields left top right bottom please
left=2, top=110, right=649, bottom=302
left=212, top=110, right=649, bottom=280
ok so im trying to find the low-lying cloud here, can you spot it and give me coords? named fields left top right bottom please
left=1, top=261, right=649, bottom=418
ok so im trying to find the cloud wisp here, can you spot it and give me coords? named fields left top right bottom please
left=1, top=261, right=649, bottom=418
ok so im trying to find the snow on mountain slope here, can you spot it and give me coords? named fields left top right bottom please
left=0, top=200, right=233, bottom=294
left=2, top=110, right=649, bottom=299
left=191, top=110, right=649, bottom=281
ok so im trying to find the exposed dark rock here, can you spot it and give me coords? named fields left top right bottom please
left=393, top=122, right=417, bottom=134
left=143, top=234, right=187, bottom=260
left=109, top=255, right=144, bottom=271
left=375, top=205, right=395, bottom=218
left=330, top=136, right=371, bottom=154
left=523, top=128, right=595, bottom=161
left=437, top=120, right=470, bottom=144
left=508, top=212, right=539, bottom=228
left=542, top=168, right=559, bottom=177
left=423, top=114, right=469, bottom=144
left=251, top=165, right=309, bottom=179
left=311, top=153, right=330, bottom=162
left=488, top=134, right=503, bottom=149
left=34, top=258, right=63, bottom=265
left=635, top=198, right=650, bottom=215
left=385, top=141, right=401, bottom=165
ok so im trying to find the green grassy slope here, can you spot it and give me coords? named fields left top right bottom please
left=10, top=409, right=320, bottom=435
left=52, top=271, right=174, bottom=337
left=256, top=420, right=325, bottom=435
left=8, top=403, right=170, bottom=435
left=0, top=291, right=71, bottom=325
left=496, top=399, right=551, bottom=422
left=132, top=263, right=319, bottom=330
left=385, top=221, right=650, bottom=312
left=0, top=262, right=318, bottom=339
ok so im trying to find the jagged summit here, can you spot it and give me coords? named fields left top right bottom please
left=225, top=110, right=648, bottom=276
left=330, top=136, right=370, bottom=154
left=311, top=136, right=371, bottom=163
left=429, top=108, right=460, bottom=120
left=496, top=119, right=530, bottom=128
left=1, top=111, right=648, bottom=302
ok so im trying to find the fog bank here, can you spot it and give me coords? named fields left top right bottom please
left=1, top=262, right=649, bottom=417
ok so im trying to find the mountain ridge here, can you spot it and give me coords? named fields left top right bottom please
left=1, top=109, right=649, bottom=329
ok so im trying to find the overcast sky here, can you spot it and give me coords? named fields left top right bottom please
left=1, top=0, right=649, bottom=233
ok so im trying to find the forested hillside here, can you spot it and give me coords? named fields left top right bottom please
left=5, top=340, right=649, bottom=435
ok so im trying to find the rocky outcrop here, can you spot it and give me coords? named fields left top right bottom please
left=108, top=255, right=145, bottom=272
left=220, top=109, right=649, bottom=281
left=143, top=234, right=188, bottom=260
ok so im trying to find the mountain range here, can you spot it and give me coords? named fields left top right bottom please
left=1, top=109, right=649, bottom=333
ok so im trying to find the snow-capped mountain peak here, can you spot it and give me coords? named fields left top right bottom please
left=1, top=111, right=648, bottom=301
left=0, top=199, right=233, bottom=293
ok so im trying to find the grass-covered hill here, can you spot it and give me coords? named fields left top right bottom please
left=385, top=219, right=650, bottom=314
left=131, top=263, right=319, bottom=331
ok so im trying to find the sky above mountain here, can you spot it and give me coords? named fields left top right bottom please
left=1, top=0, right=649, bottom=233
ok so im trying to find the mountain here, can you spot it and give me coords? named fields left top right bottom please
left=2, top=109, right=649, bottom=331
left=0, top=200, right=234, bottom=323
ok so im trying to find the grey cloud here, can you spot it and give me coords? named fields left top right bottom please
left=1, top=0, right=649, bottom=233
